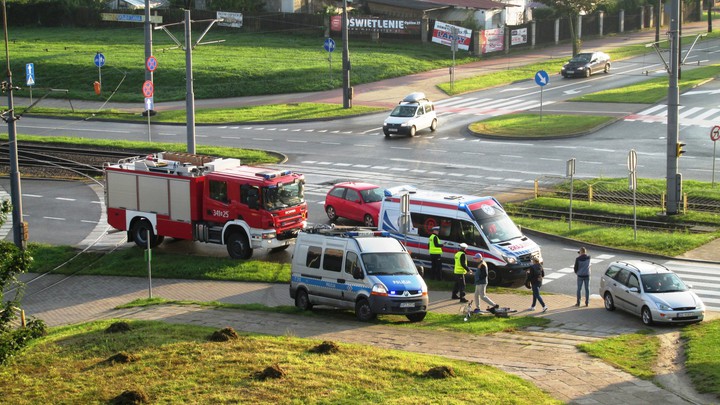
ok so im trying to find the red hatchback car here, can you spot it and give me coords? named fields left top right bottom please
left=324, top=182, right=384, bottom=227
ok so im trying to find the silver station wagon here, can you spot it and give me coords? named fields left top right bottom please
left=599, top=260, right=705, bottom=326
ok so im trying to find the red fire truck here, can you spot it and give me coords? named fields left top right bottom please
left=104, top=152, right=308, bottom=259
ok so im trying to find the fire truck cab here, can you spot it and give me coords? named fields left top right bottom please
left=105, top=152, right=307, bottom=259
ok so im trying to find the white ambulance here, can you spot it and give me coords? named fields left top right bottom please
left=377, top=186, right=542, bottom=286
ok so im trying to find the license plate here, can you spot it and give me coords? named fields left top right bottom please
left=388, top=128, right=398, bottom=133
left=678, top=312, right=694, bottom=318
left=567, top=70, right=574, bottom=73
left=400, top=302, right=415, bottom=308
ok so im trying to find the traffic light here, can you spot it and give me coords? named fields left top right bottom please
left=676, top=142, right=686, bottom=158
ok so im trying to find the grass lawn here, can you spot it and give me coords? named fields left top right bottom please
left=683, top=320, right=720, bottom=396
left=7, top=27, right=475, bottom=103
left=0, top=319, right=561, bottom=404
left=569, top=64, right=720, bottom=103
left=19, top=103, right=387, bottom=124
left=577, top=332, right=660, bottom=379
left=468, top=113, right=615, bottom=137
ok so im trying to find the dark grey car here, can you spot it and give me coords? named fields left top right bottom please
left=561, top=52, right=611, bottom=78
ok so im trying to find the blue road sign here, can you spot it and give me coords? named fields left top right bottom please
left=145, top=97, right=154, bottom=111
left=324, top=38, right=336, bottom=53
left=94, top=53, right=106, bottom=68
left=26, top=63, right=35, bottom=86
left=535, top=70, right=549, bottom=87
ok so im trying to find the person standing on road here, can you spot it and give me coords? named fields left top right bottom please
left=452, top=243, right=469, bottom=303
left=472, top=253, right=499, bottom=313
left=527, top=257, right=547, bottom=312
left=574, top=247, right=591, bottom=307
left=428, top=226, right=444, bottom=281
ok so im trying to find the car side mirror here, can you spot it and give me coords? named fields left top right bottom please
left=417, top=265, right=424, bottom=277
left=628, top=287, right=639, bottom=293
left=352, top=267, right=364, bottom=280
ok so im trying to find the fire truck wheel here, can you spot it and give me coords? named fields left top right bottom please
left=294, top=289, right=313, bottom=310
left=270, top=245, right=290, bottom=253
left=131, top=219, right=161, bottom=248
left=355, top=298, right=376, bottom=322
left=227, top=231, right=252, bottom=260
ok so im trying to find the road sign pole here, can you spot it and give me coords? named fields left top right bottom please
left=713, top=141, right=717, bottom=187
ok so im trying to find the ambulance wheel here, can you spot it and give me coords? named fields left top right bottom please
left=406, top=312, right=427, bottom=322
left=131, top=219, right=162, bottom=248
left=355, top=299, right=376, bottom=322
left=295, top=289, right=313, bottom=311
left=227, top=231, right=252, bottom=260
left=487, top=265, right=503, bottom=286
left=409, top=126, right=417, bottom=137
left=430, top=119, right=438, bottom=131
left=363, top=214, right=375, bottom=227
left=326, top=205, right=338, bottom=221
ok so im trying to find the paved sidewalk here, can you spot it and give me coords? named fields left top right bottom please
left=18, top=273, right=719, bottom=404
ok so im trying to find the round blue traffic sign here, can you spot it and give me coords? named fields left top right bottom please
left=94, top=52, right=106, bottom=68
left=535, top=70, right=549, bottom=87
left=324, top=38, right=336, bottom=53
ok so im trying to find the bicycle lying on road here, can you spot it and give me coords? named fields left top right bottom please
left=459, top=300, right=517, bottom=321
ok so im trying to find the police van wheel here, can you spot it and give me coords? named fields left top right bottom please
left=227, top=231, right=252, bottom=260
left=355, top=299, right=376, bottom=322
left=430, top=119, right=438, bottom=131
left=295, top=289, right=313, bottom=311
left=406, top=312, right=427, bottom=322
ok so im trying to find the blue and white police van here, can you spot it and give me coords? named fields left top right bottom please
left=378, top=186, right=542, bottom=287
left=289, top=226, right=429, bottom=322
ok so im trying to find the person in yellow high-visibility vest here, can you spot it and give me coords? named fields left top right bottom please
left=452, top=243, right=469, bottom=303
left=428, top=226, right=444, bottom=280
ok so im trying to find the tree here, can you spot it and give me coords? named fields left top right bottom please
left=539, top=0, right=609, bottom=55
left=0, top=199, right=45, bottom=365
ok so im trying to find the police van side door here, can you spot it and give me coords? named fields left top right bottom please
left=321, top=240, right=347, bottom=300
left=342, top=250, right=362, bottom=301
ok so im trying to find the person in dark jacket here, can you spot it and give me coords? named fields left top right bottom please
left=527, top=257, right=547, bottom=312
left=472, top=253, right=499, bottom=313
left=574, top=247, right=591, bottom=307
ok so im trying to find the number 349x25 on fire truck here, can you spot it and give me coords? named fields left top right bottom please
left=104, top=152, right=307, bottom=259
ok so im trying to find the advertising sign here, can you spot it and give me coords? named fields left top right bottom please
left=432, top=21, right=471, bottom=51
left=511, top=28, right=527, bottom=46
left=217, top=11, right=243, bottom=28
left=330, top=15, right=421, bottom=35
left=481, top=28, right=505, bottom=54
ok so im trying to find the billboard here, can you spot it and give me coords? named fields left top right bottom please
left=431, top=21, right=471, bottom=51
left=330, top=15, right=421, bottom=35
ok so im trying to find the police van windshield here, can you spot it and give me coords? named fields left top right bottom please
left=390, top=105, right=417, bottom=118
left=361, top=253, right=418, bottom=276
left=263, top=181, right=305, bottom=211
left=471, top=205, right=523, bottom=243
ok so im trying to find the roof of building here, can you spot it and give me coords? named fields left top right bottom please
left=365, top=0, right=451, bottom=12
left=425, top=0, right=511, bottom=9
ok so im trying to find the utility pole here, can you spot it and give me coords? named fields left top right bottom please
left=666, top=0, right=681, bottom=215
left=143, top=0, right=155, bottom=116
left=342, top=0, right=351, bottom=108
left=1, top=0, right=25, bottom=250
left=156, top=9, right=224, bottom=154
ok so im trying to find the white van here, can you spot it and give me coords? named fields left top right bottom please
left=289, top=227, right=429, bottom=322
left=378, top=186, right=542, bottom=286
left=382, top=92, right=438, bottom=137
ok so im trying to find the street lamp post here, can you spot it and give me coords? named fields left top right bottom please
left=342, top=0, right=351, bottom=109
left=2, top=0, right=25, bottom=250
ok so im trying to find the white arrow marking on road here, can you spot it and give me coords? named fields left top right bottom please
left=683, top=89, right=720, bottom=95
left=562, top=85, right=592, bottom=95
